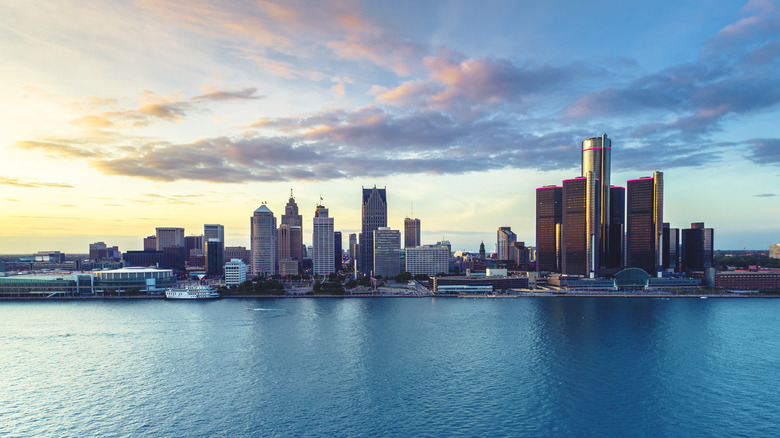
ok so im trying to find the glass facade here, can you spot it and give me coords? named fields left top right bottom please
left=582, top=134, right=612, bottom=273
left=360, top=186, right=387, bottom=275
left=562, top=174, right=599, bottom=276
left=626, top=172, right=663, bottom=275
left=535, top=186, right=562, bottom=272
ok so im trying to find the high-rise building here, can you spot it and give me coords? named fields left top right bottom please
left=373, top=227, right=400, bottom=278
left=582, top=134, right=612, bottom=273
left=360, top=186, right=387, bottom=275
left=405, top=243, right=449, bottom=276
left=155, top=227, right=184, bottom=250
left=608, top=186, right=625, bottom=270
left=536, top=185, right=563, bottom=272
left=561, top=173, right=599, bottom=277
left=334, top=231, right=342, bottom=272
left=143, top=236, right=157, bottom=251
left=479, top=241, right=486, bottom=260
left=681, top=222, right=714, bottom=272
left=404, top=218, right=421, bottom=249
left=277, top=224, right=291, bottom=262
left=497, top=227, right=517, bottom=261
left=510, top=241, right=528, bottom=270
left=662, top=223, right=680, bottom=272
left=225, top=259, right=247, bottom=287
left=312, top=204, right=335, bottom=276
left=281, top=191, right=303, bottom=269
left=348, top=233, right=358, bottom=266
left=251, top=204, right=277, bottom=277
left=184, top=235, right=204, bottom=256
left=770, top=244, right=780, bottom=259
left=205, top=239, right=225, bottom=276
left=204, top=224, right=224, bottom=244
left=626, top=172, right=663, bottom=276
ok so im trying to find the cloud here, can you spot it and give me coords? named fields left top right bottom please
left=745, top=138, right=780, bottom=164
left=0, top=176, right=75, bottom=189
left=15, top=140, right=96, bottom=158
left=754, top=193, right=777, bottom=197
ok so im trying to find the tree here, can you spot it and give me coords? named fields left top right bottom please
left=394, top=271, right=412, bottom=282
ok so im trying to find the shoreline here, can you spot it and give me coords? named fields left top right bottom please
left=1, top=292, right=779, bottom=301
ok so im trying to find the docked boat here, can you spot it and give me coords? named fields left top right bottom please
left=165, top=284, right=220, bottom=300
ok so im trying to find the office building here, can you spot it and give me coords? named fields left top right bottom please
left=497, top=227, right=517, bottom=261
left=536, top=185, right=562, bottom=272
left=184, top=235, right=204, bottom=256
left=626, top=172, right=663, bottom=276
left=681, top=222, right=714, bottom=272
left=205, top=239, right=224, bottom=276
left=373, top=227, right=400, bottom=278
left=608, top=186, right=625, bottom=270
left=662, top=223, right=680, bottom=272
left=204, top=224, right=224, bottom=244
left=281, top=191, right=304, bottom=268
left=277, top=224, right=291, bottom=262
left=155, top=227, right=184, bottom=251
left=561, top=173, right=599, bottom=277
left=360, top=186, right=387, bottom=275
left=770, top=244, right=780, bottom=259
left=224, top=259, right=247, bottom=287
left=312, top=204, right=335, bottom=276
left=348, top=233, right=358, bottom=266
left=143, top=236, right=157, bottom=251
left=510, top=241, right=528, bottom=270
left=123, top=250, right=163, bottom=267
left=334, top=231, right=343, bottom=272
left=161, top=246, right=187, bottom=271
left=251, top=204, right=277, bottom=277
left=581, top=134, right=613, bottom=273
left=405, top=243, right=450, bottom=276
left=225, top=246, right=252, bottom=267
left=404, top=218, right=421, bottom=248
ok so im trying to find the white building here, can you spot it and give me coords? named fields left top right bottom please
left=312, top=204, right=335, bottom=276
left=251, top=204, right=277, bottom=277
left=405, top=243, right=450, bottom=276
left=224, top=259, right=247, bottom=287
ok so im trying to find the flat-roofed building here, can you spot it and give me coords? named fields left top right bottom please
left=405, top=243, right=449, bottom=276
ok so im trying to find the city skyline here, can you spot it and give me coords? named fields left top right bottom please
left=2, top=0, right=779, bottom=253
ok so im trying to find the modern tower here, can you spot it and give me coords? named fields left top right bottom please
left=662, top=222, right=680, bottom=272
left=251, top=204, right=277, bottom=277
left=373, top=227, right=401, bottom=278
left=334, top=231, right=343, bottom=272
left=496, top=227, right=517, bottom=261
left=681, top=222, right=714, bottom=272
left=312, top=204, right=335, bottom=276
left=205, top=238, right=224, bottom=276
left=581, top=134, right=612, bottom=273
left=561, top=173, right=599, bottom=277
left=626, top=172, right=663, bottom=276
left=360, top=186, right=387, bottom=275
left=535, top=185, right=563, bottom=272
left=608, top=186, right=625, bottom=270
left=404, top=218, right=421, bottom=248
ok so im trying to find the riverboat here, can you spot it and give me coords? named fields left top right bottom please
left=165, top=284, right=220, bottom=300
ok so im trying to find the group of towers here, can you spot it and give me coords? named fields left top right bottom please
left=536, top=134, right=665, bottom=277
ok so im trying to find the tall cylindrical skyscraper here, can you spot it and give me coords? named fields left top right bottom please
left=581, top=134, right=613, bottom=272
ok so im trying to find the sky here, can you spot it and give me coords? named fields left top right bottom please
left=1, top=0, right=779, bottom=254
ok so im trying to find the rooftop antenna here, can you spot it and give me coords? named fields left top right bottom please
left=290, top=188, right=294, bottom=199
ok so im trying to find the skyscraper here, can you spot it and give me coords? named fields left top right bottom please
left=312, top=204, right=334, bottom=276
left=496, top=227, right=517, bottom=261
left=608, top=186, right=625, bottom=270
left=360, top=186, right=387, bottom=275
left=281, top=191, right=303, bottom=268
left=251, top=204, right=276, bottom=277
left=626, top=172, right=663, bottom=276
left=404, top=218, right=421, bottom=248
left=277, top=224, right=294, bottom=274
left=662, top=222, right=680, bottom=272
left=582, top=134, right=613, bottom=273
left=561, top=173, right=599, bottom=277
left=535, top=185, right=562, bottom=272
left=334, top=231, right=342, bottom=272
left=681, top=222, right=714, bottom=272
left=204, top=224, right=224, bottom=244
left=155, top=227, right=184, bottom=251
left=205, top=239, right=224, bottom=276
left=373, top=227, right=400, bottom=278
left=479, top=241, right=486, bottom=260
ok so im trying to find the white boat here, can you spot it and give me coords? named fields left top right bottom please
left=166, top=284, right=220, bottom=300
